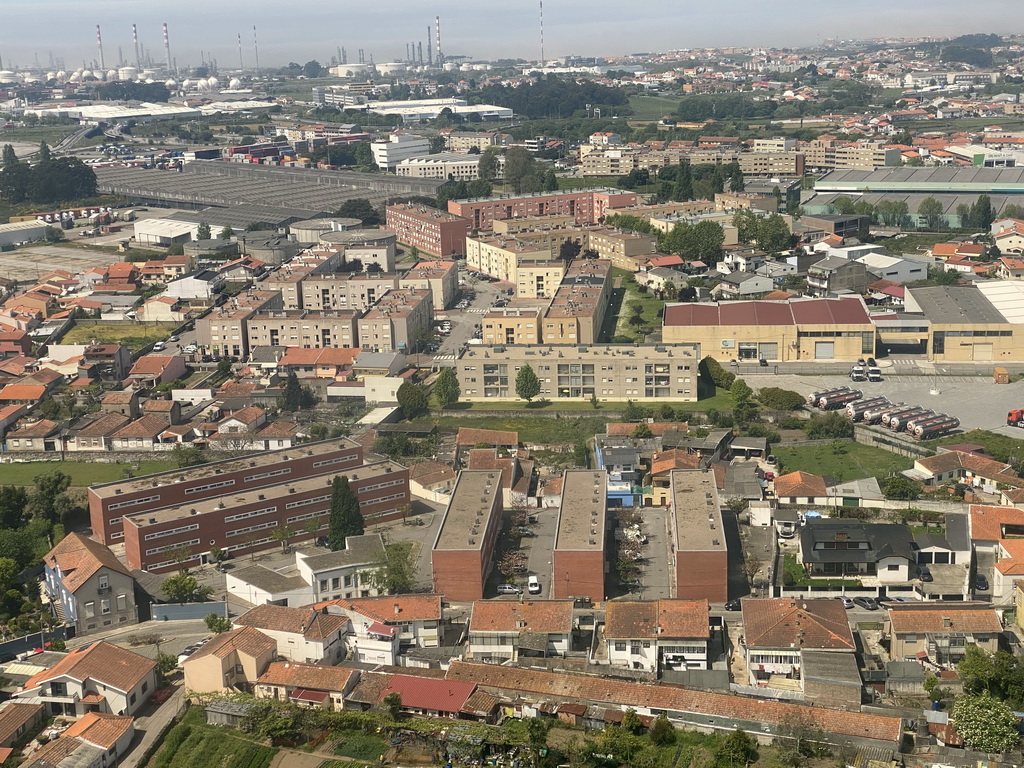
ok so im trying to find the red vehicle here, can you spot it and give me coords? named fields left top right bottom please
left=1008, top=409, right=1024, bottom=428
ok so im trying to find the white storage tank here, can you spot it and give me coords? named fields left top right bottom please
left=118, top=66, right=138, bottom=81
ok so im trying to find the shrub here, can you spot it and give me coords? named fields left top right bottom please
left=757, top=387, right=805, bottom=410
left=699, top=356, right=735, bottom=389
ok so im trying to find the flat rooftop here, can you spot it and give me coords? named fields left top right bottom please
left=459, top=343, right=700, bottom=363
left=907, top=285, right=1006, bottom=325
left=670, top=469, right=726, bottom=553
left=434, top=470, right=502, bottom=551
left=125, top=460, right=403, bottom=528
left=387, top=203, right=467, bottom=223
left=90, top=438, right=361, bottom=500
left=362, top=289, right=430, bottom=319
left=554, top=470, right=607, bottom=551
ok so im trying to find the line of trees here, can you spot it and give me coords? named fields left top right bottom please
left=0, top=142, right=98, bottom=204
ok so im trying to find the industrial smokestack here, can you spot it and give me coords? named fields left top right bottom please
left=162, top=22, right=172, bottom=75
left=96, top=25, right=105, bottom=73
left=435, top=16, right=443, bottom=67
left=540, top=0, right=545, bottom=66
left=427, top=26, right=432, bottom=66
left=238, top=32, right=243, bottom=71
left=132, top=24, right=140, bottom=69
left=253, top=26, right=260, bottom=77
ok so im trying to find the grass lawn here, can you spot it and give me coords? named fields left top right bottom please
left=0, top=125, right=79, bottom=146
left=611, top=267, right=666, bottom=341
left=421, top=414, right=612, bottom=444
left=333, top=732, right=387, bottom=762
left=783, top=554, right=862, bottom=588
left=60, top=321, right=178, bottom=351
left=147, top=707, right=276, bottom=768
left=442, top=384, right=732, bottom=415
left=773, top=441, right=913, bottom=482
left=873, top=232, right=952, bottom=256
left=628, top=94, right=681, bottom=121
left=0, top=460, right=178, bottom=487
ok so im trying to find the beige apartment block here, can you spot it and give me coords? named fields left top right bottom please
left=466, top=236, right=550, bottom=282
left=444, top=131, right=499, bottom=153
left=298, top=273, right=401, bottom=313
left=587, top=227, right=658, bottom=271
left=400, top=260, right=459, bottom=310
left=456, top=343, right=701, bottom=402
left=715, top=192, right=778, bottom=213
left=246, top=310, right=360, bottom=349
left=357, top=289, right=433, bottom=353
left=195, top=290, right=283, bottom=357
left=516, top=261, right=566, bottom=299
left=542, top=259, right=611, bottom=345
left=482, top=307, right=543, bottom=345
left=493, top=214, right=575, bottom=235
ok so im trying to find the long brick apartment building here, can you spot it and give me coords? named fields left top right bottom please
left=431, top=470, right=504, bottom=601
left=386, top=203, right=473, bottom=259
left=89, top=439, right=364, bottom=544
left=552, top=470, right=608, bottom=600
left=123, top=460, right=409, bottom=572
left=448, top=189, right=638, bottom=231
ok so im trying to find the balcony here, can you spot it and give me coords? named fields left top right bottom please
left=98, top=586, right=111, bottom=595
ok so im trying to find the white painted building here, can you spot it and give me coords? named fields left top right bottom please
left=604, top=599, right=710, bottom=673
left=370, top=133, right=432, bottom=170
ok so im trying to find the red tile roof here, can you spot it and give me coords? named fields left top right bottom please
left=444, top=661, right=900, bottom=743
left=470, top=600, right=573, bottom=633
left=606, top=599, right=709, bottom=639
left=256, top=661, right=357, bottom=692
left=773, top=470, right=827, bottom=498
left=62, top=712, right=133, bottom=749
left=315, top=594, right=442, bottom=623
left=742, top=598, right=855, bottom=650
left=888, top=602, right=1002, bottom=633
left=19, top=641, right=155, bottom=695
left=456, top=427, right=519, bottom=447
left=45, top=532, right=133, bottom=593
left=664, top=297, right=871, bottom=328
left=969, top=504, right=1024, bottom=542
left=187, top=626, right=276, bottom=662
left=376, top=674, right=476, bottom=713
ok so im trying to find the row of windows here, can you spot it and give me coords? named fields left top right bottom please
left=185, top=479, right=235, bottom=495
left=144, top=523, right=199, bottom=542
left=935, top=330, right=1013, bottom=338
left=749, top=652, right=799, bottom=665
left=227, top=521, right=279, bottom=538
left=359, top=478, right=405, bottom=493
left=244, top=468, right=291, bottom=483
left=109, top=494, right=160, bottom=511
left=285, top=494, right=331, bottom=510
left=146, top=538, right=200, bottom=556
left=225, top=506, right=278, bottom=524
left=147, top=551, right=202, bottom=570
left=360, top=492, right=406, bottom=507
left=287, top=511, right=326, bottom=525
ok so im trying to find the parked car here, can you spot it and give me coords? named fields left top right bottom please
left=833, top=596, right=854, bottom=609
left=496, top=584, right=520, bottom=596
left=853, top=596, right=879, bottom=610
left=975, top=572, right=989, bottom=591
left=527, top=575, right=542, bottom=595
left=918, top=566, right=933, bottom=582
left=763, top=471, right=775, bottom=482
left=766, top=455, right=777, bottom=465
left=724, top=599, right=741, bottom=611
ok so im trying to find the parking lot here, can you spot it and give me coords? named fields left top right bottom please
left=430, top=274, right=501, bottom=366
left=751, top=371, right=1024, bottom=435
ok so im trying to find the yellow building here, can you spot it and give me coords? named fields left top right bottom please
left=663, top=296, right=876, bottom=363
left=516, top=261, right=566, bottom=299
left=482, top=307, right=543, bottom=345
left=465, top=235, right=550, bottom=282
left=493, top=214, right=575, bottom=235
left=903, top=285, right=1024, bottom=363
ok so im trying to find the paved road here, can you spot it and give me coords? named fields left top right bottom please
left=431, top=277, right=500, bottom=366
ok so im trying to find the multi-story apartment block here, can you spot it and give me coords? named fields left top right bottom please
left=671, top=469, right=728, bottom=602
left=357, top=288, right=433, bottom=353
left=802, top=139, right=901, bottom=171
left=386, top=203, right=472, bottom=258
left=396, top=153, right=500, bottom=181
left=466, top=236, right=550, bottom=283
left=443, top=131, right=499, bottom=153
left=585, top=228, right=658, bottom=271
left=298, top=273, right=400, bottom=313
left=89, top=439, right=364, bottom=544
left=246, top=310, right=359, bottom=349
left=492, top=214, right=576, bottom=235
left=431, top=470, right=504, bottom=602
left=542, top=259, right=611, bottom=345
left=195, top=290, right=284, bottom=358
left=448, top=189, right=637, bottom=231
left=737, top=151, right=805, bottom=177
left=122, top=460, right=409, bottom=572
left=481, top=307, right=543, bottom=346
left=579, top=148, right=642, bottom=177
left=400, top=260, right=458, bottom=309
left=552, top=470, right=608, bottom=600
left=370, top=132, right=432, bottom=170
left=457, top=343, right=700, bottom=402
left=516, top=261, right=566, bottom=299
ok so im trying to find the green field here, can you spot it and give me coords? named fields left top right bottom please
left=60, top=321, right=178, bottom=351
left=928, top=428, right=1024, bottom=464
left=773, top=442, right=913, bottom=482
left=611, top=268, right=667, bottom=342
left=873, top=232, right=951, bottom=256
left=332, top=732, right=387, bottom=762
left=0, top=460, right=178, bottom=487
left=0, top=125, right=79, bottom=146
left=148, top=708, right=276, bottom=768
left=628, top=94, right=681, bottom=121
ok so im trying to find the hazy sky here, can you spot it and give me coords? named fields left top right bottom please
left=0, top=0, right=1020, bottom=71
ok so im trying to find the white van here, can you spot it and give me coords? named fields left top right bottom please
left=528, top=575, right=542, bottom=595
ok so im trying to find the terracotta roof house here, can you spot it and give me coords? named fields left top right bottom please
left=740, top=598, right=856, bottom=687
left=43, top=533, right=137, bottom=636
left=233, top=604, right=347, bottom=664
left=318, top=594, right=443, bottom=665
left=773, top=470, right=828, bottom=503
left=65, top=412, right=131, bottom=452
left=182, top=626, right=277, bottom=693
left=455, top=427, right=518, bottom=450
left=255, top=661, right=358, bottom=711
left=468, top=600, right=574, bottom=662
left=408, top=460, right=457, bottom=501
left=604, top=599, right=710, bottom=673
left=5, top=418, right=61, bottom=452
left=110, top=414, right=176, bottom=451
left=444, top=660, right=901, bottom=746
left=376, top=675, right=478, bottom=719
left=909, top=451, right=1024, bottom=494
left=14, top=641, right=157, bottom=717
left=888, top=602, right=1001, bottom=667
left=0, top=702, right=44, bottom=747
left=127, top=355, right=187, bottom=388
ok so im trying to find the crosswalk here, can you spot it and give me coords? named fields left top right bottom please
left=887, top=359, right=917, bottom=367
left=465, top=308, right=488, bottom=314
left=432, top=354, right=456, bottom=363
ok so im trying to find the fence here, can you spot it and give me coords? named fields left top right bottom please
left=854, top=425, right=935, bottom=459
left=153, top=601, right=226, bottom=622
left=0, top=625, right=69, bottom=658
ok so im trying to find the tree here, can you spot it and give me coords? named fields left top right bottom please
left=196, top=221, right=211, bottom=240
left=271, top=525, right=295, bottom=553
left=335, top=198, right=381, bottom=226
left=204, top=612, right=231, bottom=633
left=278, top=370, right=317, bottom=412
left=383, top=692, right=402, bottom=720
left=715, top=729, right=757, bottom=767
left=918, top=196, right=944, bottom=231
left=172, top=444, right=206, bottom=468
left=369, top=540, right=416, bottom=594
left=756, top=387, right=805, bottom=410
left=756, top=213, right=793, bottom=253
left=156, top=652, right=177, bottom=683
left=37, top=141, right=51, bottom=162
left=161, top=573, right=211, bottom=603
left=730, top=378, right=756, bottom=424
left=805, top=412, right=853, bottom=439
left=559, top=238, right=582, bottom=263
left=218, top=226, right=233, bottom=240
left=0, top=144, right=30, bottom=202
left=882, top=476, right=920, bottom=501
left=504, top=147, right=540, bottom=194
left=573, top=441, right=589, bottom=467
left=700, top=356, right=735, bottom=389
left=328, top=475, right=363, bottom=550
left=515, top=364, right=541, bottom=403
left=632, top=423, right=653, bottom=439
left=477, top=149, right=499, bottom=182
left=673, top=161, right=693, bottom=202
left=27, top=470, right=71, bottom=524
left=433, top=367, right=461, bottom=409
left=397, top=381, right=429, bottom=419
left=0, top=486, right=28, bottom=530
left=43, top=226, right=63, bottom=243
left=303, top=60, right=324, bottom=78
left=648, top=712, right=675, bottom=746
left=953, top=693, right=1020, bottom=753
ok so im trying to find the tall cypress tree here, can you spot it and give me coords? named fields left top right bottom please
left=328, top=475, right=363, bottom=550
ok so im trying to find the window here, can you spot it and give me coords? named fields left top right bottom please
left=614, top=641, right=626, bottom=652
left=85, top=601, right=95, bottom=618
left=631, top=642, right=642, bottom=655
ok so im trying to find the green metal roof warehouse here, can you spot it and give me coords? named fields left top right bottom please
left=815, top=167, right=1024, bottom=195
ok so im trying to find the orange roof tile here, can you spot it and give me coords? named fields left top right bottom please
left=315, top=594, right=442, bottom=623
left=256, top=661, right=357, bottom=692
left=888, top=602, right=1002, bottom=633
left=470, top=600, right=573, bottom=634
left=187, top=626, right=276, bottom=662
left=61, top=712, right=133, bottom=750
left=20, top=641, right=155, bottom=694
left=45, top=533, right=133, bottom=593
left=742, top=598, right=855, bottom=650
left=773, top=470, right=827, bottom=498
